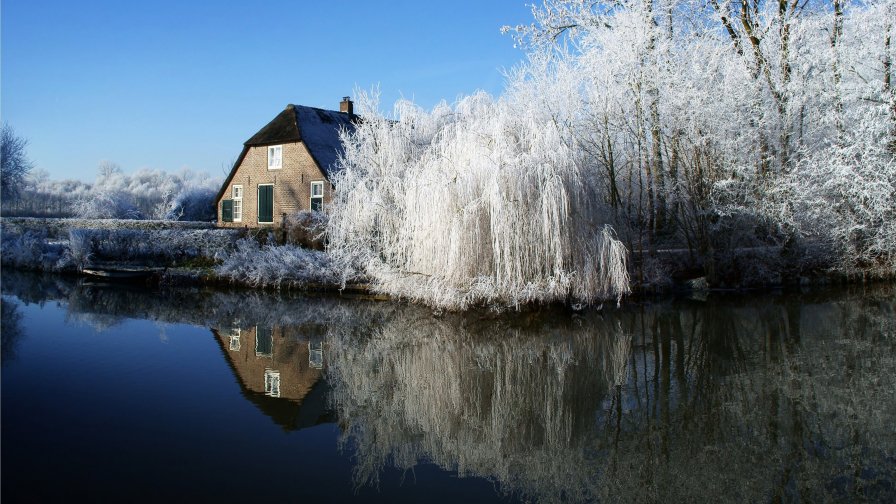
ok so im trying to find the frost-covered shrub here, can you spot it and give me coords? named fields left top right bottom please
left=1, top=217, right=215, bottom=239
left=67, top=229, right=94, bottom=269
left=639, top=255, right=675, bottom=291
left=282, top=210, right=327, bottom=249
left=215, top=238, right=351, bottom=289
left=163, top=187, right=217, bottom=222
left=774, top=145, right=896, bottom=273
left=330, top=92, right=630, bottom=310
left=71, top=228, right=240, bottom=263
left=73, top=190, right=143, bottom=220
left=0, top=229, right=74, bottom=272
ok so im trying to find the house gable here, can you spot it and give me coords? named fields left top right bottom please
left=215, top=103, right=357, bottom=211
left=217, top=142, right=330, bottom=226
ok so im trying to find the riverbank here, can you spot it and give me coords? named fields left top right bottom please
left=2, top=217, right=893, bottom=306
left=0, top=217, right=360, bottom=292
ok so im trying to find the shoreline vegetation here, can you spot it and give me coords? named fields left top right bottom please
left=2, top=216, right=892, bottom=309
left=0, top=216, right=359, bottom=291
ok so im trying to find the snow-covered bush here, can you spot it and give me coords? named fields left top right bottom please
left=214, top=238, right=350, bottom=289
left=329, top=91, right=630, bottom=310
left=73, top=190, right=143, bottom=220
left=0, top=229, right=74, bottom=272
left=772, top=117, right=896, bottom=273
left=67, top=229, right=93, bottom=269
left=70, top=228, right=240, bottom=264
left=1, top=218, right=217, bottom=247
left=163, top=187, right=217, bottom=221
left=282, top=210, right=328, bottom=249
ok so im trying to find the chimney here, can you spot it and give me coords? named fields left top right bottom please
left=340, top=96, right=354, bottom=119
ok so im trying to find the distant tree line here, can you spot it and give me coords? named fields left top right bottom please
left=2, top=154, right=220, bottom=222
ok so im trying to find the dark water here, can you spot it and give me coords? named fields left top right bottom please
left=2, top=271, right=894, bottom=503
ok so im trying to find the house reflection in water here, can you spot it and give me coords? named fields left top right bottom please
left=211, top=322, right=332, bottom=431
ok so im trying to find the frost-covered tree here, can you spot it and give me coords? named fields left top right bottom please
left=502, top=0, right=896, bottom=281
left=329, top=91, right=631, bottom=310
left=162, top=187, right=216, bottom=221
left=10, top=162, right=221, bottom=221
left=73, top=190, right=143, bottom=220
left=328, top=0, right=894, bottom=302
left=1, top=124, right=34, bottom=203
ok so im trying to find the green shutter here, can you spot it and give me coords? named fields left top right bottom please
left=222, top=200, right=233, bottom=222
left=258, top=185, right=274, bottom=223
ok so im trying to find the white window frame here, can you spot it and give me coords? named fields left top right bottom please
left=229, top=326, right=241, bottom=351
left=308, top=341, right=324, bottom=369
left=231, top=185, right=243, bottom=222
left=267, top=145, right=282, bottom=170
left=310, top=181, right=324, bottom=211
left=264, top=369, right=281, bottom=397
left=257, top=183, right=275, bottom=224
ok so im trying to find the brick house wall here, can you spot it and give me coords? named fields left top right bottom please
left=216, top=141, right=334, bottom=228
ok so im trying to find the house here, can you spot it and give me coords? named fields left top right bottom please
left=216, top=98, right=356, bottom=227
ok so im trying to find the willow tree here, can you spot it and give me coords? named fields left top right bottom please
left=327, top=91, right=630, bottom=310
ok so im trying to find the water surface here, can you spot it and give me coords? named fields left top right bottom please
left=2, top=271, right=894, bottom=502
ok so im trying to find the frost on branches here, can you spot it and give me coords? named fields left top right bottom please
left=328, top=92, right=631, bottom=310
left=502, top=0, right=896, bottom=282
left=329, top=0, right=895, bottom=305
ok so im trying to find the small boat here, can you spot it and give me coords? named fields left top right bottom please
left=81, top=267, right=161, bottom=282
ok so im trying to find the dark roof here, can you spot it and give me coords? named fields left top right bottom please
left=245, top=104, right=356, bottom=179
left=216, top=103, right=357, bottom=203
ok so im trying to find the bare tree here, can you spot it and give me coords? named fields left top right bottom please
left=1, top=124, right=34, bottom=202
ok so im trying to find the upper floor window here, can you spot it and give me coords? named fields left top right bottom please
left=268, top=145, right=282, bottom=170
left=228, top=326, right=241, bottom=351
left=310, top=181, right=324, bottom=212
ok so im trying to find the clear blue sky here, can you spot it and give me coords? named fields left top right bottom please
left=1, top=0, right=532, bottom=181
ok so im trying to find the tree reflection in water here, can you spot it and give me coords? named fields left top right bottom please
left=1, top=296, right=26, bottom=362
left=2, top=270, right=894, bottom=502
left=325, top=290, right=896, bottom=502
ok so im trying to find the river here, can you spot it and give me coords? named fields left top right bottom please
left=1, top=270, right=894, bottom=502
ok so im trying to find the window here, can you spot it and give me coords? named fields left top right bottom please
left=228, top=322, right=241, bottom=351
left=222, top=200, right=234, bottom=222
left=229, top=327, right=241, bottom=351
left=232, top=185, right=242, bottom=222
left=310, top=181, right=324, bottom=212
left=268, top=145, right=282, bottom=170
left=257, top=184, right=274, bottom=224
left=308, top=341, right=324, bottom=369
left=264, top=369, right=281, bottom=398
left=255, top=326, right=273, bottom=358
